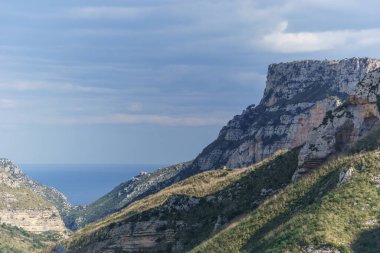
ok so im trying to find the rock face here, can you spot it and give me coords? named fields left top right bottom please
left=0, top=159, right=74, bottom=229
left=0, top=161, right=67, bottom=234
left=294, top=68, right=380, bottom=179
left=70, top=220, right=180, bottom=253
left=192, top=58, right=380, bottom=172
left=0, top=209, right=65, bottom=234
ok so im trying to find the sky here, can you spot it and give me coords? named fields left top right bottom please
left=1, top=0, right=380, bottom=164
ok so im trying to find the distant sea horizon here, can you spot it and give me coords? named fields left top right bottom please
left=20, top=164, right=167, bottom=206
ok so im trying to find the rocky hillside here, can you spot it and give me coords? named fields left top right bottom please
left=58, top=134, right=380, bottom=253
left=0, top=160, right=69, bottom=252
left=66, top=161, right=192, bottom=230
left=192, top=146, right=380, bottom=253
left=57, top=149, right=299, bottom=252
left=0, top=159, right=75, bottom=229
left=55, top=58, right=380, bottom=252
left=61, top=58, right=380, bottom=232
left=0, top=223, right=63, bottom=253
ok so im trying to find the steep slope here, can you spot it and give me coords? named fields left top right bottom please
left=66, top=161, right=191, bottom=230
left=192, top=149, right=380, bottom=253
left=0, top=160, right=69, bottom=252
left=57, top=149, right=300, bottom=252
left=0, top=159, right=74, bottom=228
left=0, top=164, right=67, bottom=234
left=58, top=127, right=380, bottom=253
left=63, top=58, right=380, bottom=231
left=0, top=223, right=62, bottom=253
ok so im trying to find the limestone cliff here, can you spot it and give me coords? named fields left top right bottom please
left=294, top=68, right=380, bottom=179
left=0, top=162, right=67, bottom=234
left=0, top=159, right=74, bottom=228
left=192, top=58, right=380, bottom=172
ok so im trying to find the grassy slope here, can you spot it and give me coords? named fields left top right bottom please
left=0, top=223, right=61, bottom=253
left=61, top=149, right=299, bottom=251
left=0, top=169, right=64, bottom=252
left=61, top=129, right=380, bottom=253
left=191, top=150, right=380, bottom=253
left=66, top=162, right=191, bottom=230
left=0, top=169, right=53, bottom=209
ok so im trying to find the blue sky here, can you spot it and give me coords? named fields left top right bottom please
left=1, top=0, right=380, bottom=164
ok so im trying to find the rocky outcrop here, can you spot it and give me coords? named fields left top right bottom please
left=191, top=58, right=380, bottom=173
left=294, top=68, right=380, bottom=180
left=0, top=209, right=65, bottom=234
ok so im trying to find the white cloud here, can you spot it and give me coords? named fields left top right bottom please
left=0, top=99, right=17, bottom=109
left=259, top=21, right=380, bottom=53
left=68, top=6, right=150, bottom=19
left=127, top=103, right=143, bottom=112
left=52, top=113, right=227, bottom=127
left=0, top=81, right=115, bottom=94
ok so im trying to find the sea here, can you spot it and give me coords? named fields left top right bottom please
left=20, top=164, right=166, bottom=206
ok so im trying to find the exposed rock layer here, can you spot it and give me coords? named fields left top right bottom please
left=0, top=209, right=65, bottom=234
left=0, top=161, right=67, bottom=234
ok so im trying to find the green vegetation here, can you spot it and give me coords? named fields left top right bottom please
left=54, top=127, right=380, bottom=253
left=61, top=149, right=300, bottom=252
left=351, top=127, right=380, bottom=153
left=192, top=151, right=380, bottom=252
left=0, top=170, right=53, bottom=209
left=60, top=127, right=380, bottom=252
left=0, top=223, right=61, bottom=253
left=66, top=162, right=191, bottom=230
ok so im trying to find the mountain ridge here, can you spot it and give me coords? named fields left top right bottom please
left=53, top=57, right=380, bottom=252
left=57, top=57, right=380, bottom=231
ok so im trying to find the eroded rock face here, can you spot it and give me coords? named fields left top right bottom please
left=0, top=159, right=74, bottom=229
left=0, top=209, right=66, bottom=234
left=0, top=162, right=67, bottom=235
left=193, top=58, right=380, bottom=172
left=294, top=69, right=380, bottom=180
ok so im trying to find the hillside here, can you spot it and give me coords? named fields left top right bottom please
left=0, top=159, right=74, bottom=229
left=58, top=134, right=380, bottom=253
left=0, top=161, right=68, bottom=252
left=54, top=58, right=380, bottom=252
left=58, top=149, right=299, bottom=252
left=63, top=58, right=380, bottom=231
left=192, top=149, right=380, bottom=253
left=0, top=223, right=62, bottom=253
left=66, top=161, right=191, bottom=230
